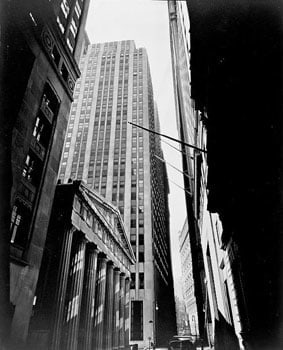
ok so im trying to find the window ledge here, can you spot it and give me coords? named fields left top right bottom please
left=10, top=254, right=29, bottom=266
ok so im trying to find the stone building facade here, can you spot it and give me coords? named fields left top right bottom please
left=2, top=0, right=90, bottom=345
left=28, top=181, right=135, bottom=350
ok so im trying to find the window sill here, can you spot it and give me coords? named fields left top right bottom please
left=10, top=245, right=29, bottom=266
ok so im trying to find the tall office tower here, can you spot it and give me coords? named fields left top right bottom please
left=59, top=40, right=176, bottom=348
left=2, top=0, right=90, bottom=346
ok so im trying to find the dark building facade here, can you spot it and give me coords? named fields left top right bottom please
left=168, top=0, right=207, bottom=345
left=169, top=2, right=243, bottom=349
left=169, top=0, right=283, bottom=349
left=1, top=0, right=90, bottom=346
left=28, top=181, right=135, bottom=350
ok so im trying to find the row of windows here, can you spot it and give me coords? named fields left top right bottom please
left=130, top=272, right=144, bottom=289
left=57, top=0, right=83, bottom=52
left=12, top=84, right=60, bottom=250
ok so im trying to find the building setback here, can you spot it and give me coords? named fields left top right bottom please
left=28, top=181, right=135, bottom=350
left=59, top=40, right=176, bottom=348
left=1, top=0, right=90, bottom=346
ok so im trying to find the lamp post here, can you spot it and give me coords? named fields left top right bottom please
left=151, top=300, right=159, bottom=348
left=192, top=315, right=197, bottom=336
left=149, top=320, right=153, bottom=349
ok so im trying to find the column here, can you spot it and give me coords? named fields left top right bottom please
left=78, top=243, right=98, bottom=350
left=93, top=253, right=107, bottom=349
left=113, top=268, right=120, bottom=350
left=64, top=233, right=86, bottom=350
left=119, top=273, right=126, bottom=349
left=50, top=226, right=74, bottom=350
left=124, top=277, right=130, bottom=348
left=103, top=261, right=115, bottom=350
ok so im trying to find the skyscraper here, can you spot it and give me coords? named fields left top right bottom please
left=59, top=40, right=176, bottom=348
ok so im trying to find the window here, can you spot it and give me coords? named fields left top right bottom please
left=139, top=234, right=144, bottom=245
left=75, top=1, right=82, bottom=18
left=32, top=113, right=51, bottom=148
left=130, top=234, right=136, bottom=245
left=130, top=273, right=136, bottom=289
left=139, top=272, right=144, bottom=289
left=22, top=151, right=43, bottom=187
left=10, top=201, right=32, bottom=247
left=60, top=0, right=70, bottom=18
left=51, top=45, right=60, bottom=66
left=70, top=18, right=78, bottom=38
left=131, top=301, right=143, bottom=340
left=60, top=63, right=69, bottom=82
left=42, top=84, right=60, bottom=116
left=138, top=251, right=144, bottom=262
left=56, top=16, right=65, bottom=34
left=67, top=37, right=74, bottom=52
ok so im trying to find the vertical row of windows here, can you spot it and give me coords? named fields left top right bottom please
left=130, top=50, right=145, bottom=272
left=56, top=0, right=84, bottom=53
left=11, top=84, right=60, bottom=250
left=89, top=48, right=115, bottom=196
left=148, top=75, right=171, bottom=284
left=112, top=46, right=129, bottom=216
left=60, top=47, right=100, bottom=182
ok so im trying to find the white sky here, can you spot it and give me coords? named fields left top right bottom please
left=86, top=0, right=186, bottom=296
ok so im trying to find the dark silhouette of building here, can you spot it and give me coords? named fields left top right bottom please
left=0, top=1, right=90, bottom=347
left=168, top=1, right=207, bottom=345
left=169, top=0, right=283, bottom=349
left=169, top=2, right=243, bottom=349
left=28, top=180, right=135, bottom=350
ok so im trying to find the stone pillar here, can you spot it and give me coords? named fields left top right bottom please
left=113, top=268, right=120, bottom=350
left=64, top=233, right=86, bottom=350
left=124, top=277, right=130, bottom=348
left=78, top=243, right=98, bottom=350
left=119, top=273, right=126, bottom=349
left=93, top=253, right=108, bottom=349
left=50, top=226, right=74, bottom=350
left=103, top=261, right=115, bottom=350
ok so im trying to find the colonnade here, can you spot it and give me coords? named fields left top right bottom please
left=50, top=228, right=131, bottom=350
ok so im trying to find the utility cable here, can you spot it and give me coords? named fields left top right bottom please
left=154, top=154, right=193, bottom=180
left=128, top=121, right=207, bottom=153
